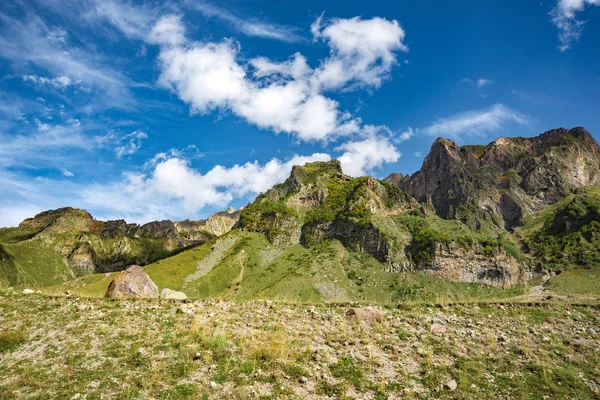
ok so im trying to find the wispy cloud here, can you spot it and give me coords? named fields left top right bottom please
left=0, top=10, right=135, bottom=109
left=423, top=104, right=529, bottom=140
left=550, top=0, right=600, bottom=51
left=189, top=1, right=305, bottom=43
left=95, top=130, right=148, bottom=159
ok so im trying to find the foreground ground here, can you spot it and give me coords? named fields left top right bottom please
left=0, top=292, right=599, bottom=399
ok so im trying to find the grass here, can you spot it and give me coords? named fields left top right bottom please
left=0, top=293, right=598, bottom=399
left=546, top=265, right=600, bottom=296
left=45, top=230, right=529, bottom=304
left=0, top=330, right=27, bottom=353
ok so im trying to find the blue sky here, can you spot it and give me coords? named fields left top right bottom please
left=1, top=0, right=599, bottom=227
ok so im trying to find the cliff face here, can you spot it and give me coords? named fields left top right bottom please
left=174, top=207, right=241, bottom=244
left=388, top=127, right=600, bottom=231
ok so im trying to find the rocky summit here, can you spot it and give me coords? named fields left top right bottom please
left=387, top=127, right=600, bottom=231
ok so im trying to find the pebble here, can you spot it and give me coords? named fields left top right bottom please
left=444, top=379, right=458, bottom=391
left=210, top=381, right=218, bottom=389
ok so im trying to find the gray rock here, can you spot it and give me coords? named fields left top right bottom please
left=160, top=288, right=187, bottom=300
left=22, top=289, right=35, bottom=294
left=444, top=379, right=458, bottom=391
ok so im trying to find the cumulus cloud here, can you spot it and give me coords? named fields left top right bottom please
left=311, top=16, right=408, bottom=90
left=336, top=135, right=401, bottom=177
left=423, top=104, right=528, bottom=140
left=153, top=14, right=407, bottom=142
left=551, top=0, right=600, bottom=51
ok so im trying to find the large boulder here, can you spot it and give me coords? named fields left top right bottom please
left=105, top=265, right=159, bottom=299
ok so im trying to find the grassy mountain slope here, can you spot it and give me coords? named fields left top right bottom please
left=48, top=229, right=522, bottom=303
left=0, top=208, right=214, bottom=288
left=516, top=186, right=600, bottom=296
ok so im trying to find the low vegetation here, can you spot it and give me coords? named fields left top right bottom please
left=0, top=292, right=598, bottom=399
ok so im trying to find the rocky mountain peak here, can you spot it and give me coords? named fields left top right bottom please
left=19, top=207, right=94, bottom=234
left=387, top=127, right=600, bottom=231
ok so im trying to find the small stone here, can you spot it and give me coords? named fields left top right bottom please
left=22, top=289, right=35, bottom=295
left=210, top=381, right=218, bottom=389
left=430, top=323, right=447, bottom=336
left=178, top=304, right=189, bottom=314
left=193, top=352, right=202, bottom=360
left=77, top=304, right=87, bottom=311
left=497, top=334, right=507, bottom=342
left=444, top=379, right=458, bottom=391
left=300, top=376, right=308, bottom=384
left=542, top=336, right=550, bottom=343
left=588, top=328, right=596, bottom=335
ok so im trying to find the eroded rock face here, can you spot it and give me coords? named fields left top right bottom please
left=416, top=243, right=530, bottom=288
left=174, top=208, right=241, bottom=244
left=387, top=127, right=600, bottom=231
left=105, top=265, right=159, bottom=299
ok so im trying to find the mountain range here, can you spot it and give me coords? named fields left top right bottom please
left=1, top=127, right=599, bottom=302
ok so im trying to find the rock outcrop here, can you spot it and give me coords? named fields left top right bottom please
left=19, top=207, right=94, bottom=235
left=175, top=208, right=241, bottom=244
left=387, top=127, right=600, bottom=231
left=105, top=265, right=159, bottom=299
left=418, top=243, right=529, bottom=288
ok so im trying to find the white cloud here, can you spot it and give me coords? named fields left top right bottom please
left=397, top=127, right=414, bottom=143
left=463, top=77, right=494, bottom=91
left=95, top=130, right=147, bottom=158
left=551, top=0, right=600, bottom=51
left=423, top=104, right=528, bottom=140
left=0, top=122, right=91, bottom=168
left=414, top=152, right=422, bottom=157
left=189, top=2, right=305, bottom=43
left=23, top=75, right=74, bottom=89
left=477, top=78, right=493, bottom=88
left=61, top=168, right=74, bottom=177
left=153, top=15, right=407, bottom=142
left=148, top=15, right=186, bottom=47
left=311, top=16, right=408, bottom=90
left=336, top=135, right=401, bottom=177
